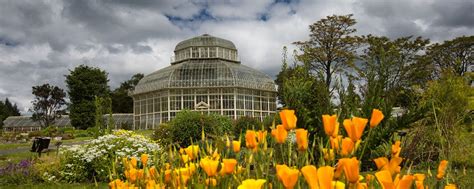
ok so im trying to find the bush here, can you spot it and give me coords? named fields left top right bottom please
left=152, top=123, right=173, bottom=147
left=233, top=116, right=261, bottom=137
left=59, top=130, right=160, bottom=182
left=28, top=131, right=43, bottom=138
left=0, top=160, right=39, bottom=185
left=73, top=129, right=93, bottom=138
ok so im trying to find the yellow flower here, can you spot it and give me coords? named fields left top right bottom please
left=322, top=114, right=338, bottom=137
left=391, top=141, right=401, bottom=157
left=341, top=137, right=355, bottom=156
left=280, top=109, right=297, bottom=130
left=149, top=166, right=157, bottom=179
left=181, top=154, right=190, bottom=163
left=130, top=157, right=138, bottom=168
left=232, top=140, right=241, bottom=153
left=129, top=168, right=138, bottom=183
left=436, top=160, right=448, bottom=180
left=375, top=170, right=414, bottom=189
left=444, top=184, right=458, bottom=189
left=271, top=125, right=288, bottom=144
left=301, top=165, right=318, bottom=189
left=296, top=129, right=308, bottom=151
left=318, top=166, right=335, bottom=189
left=332, top=181, right=346, bottom=189
left=237, top=179, right=266, bottom=189
left=330, top=135, right=342, bottom=150
left=222, top=158, right=238, bottom=174
left=245, top=130, right=258, bottom=149
left=373, top=157, right=402, bottom=176
left=340, top=157, right=360, bottom=183
left=185, top=145, right=199, bottom=160
left=108, top=179, right=124, bottom=189
left=257, top=130, right=267, bottom=143
left=370, top=109, right=384, bottom=128
left=414, top=173, right=426, bottom=189
left=141, top=154, right=148, bottom=167
left=276, top=164, right=299, bottom=189
left=322, top=148, right=335, bottom=161
left=343, top=117, right=368, bottom=142
left=205, top=178, right=217, bottom=186
left=200, top=157, right=219, bottom=177
left=137, top=169, right=144, bottom=180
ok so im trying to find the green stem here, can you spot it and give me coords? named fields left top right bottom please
left=359, top=128, right=373, bottom=161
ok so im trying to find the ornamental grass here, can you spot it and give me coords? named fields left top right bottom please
left=108, top=109, right=456, bottom=189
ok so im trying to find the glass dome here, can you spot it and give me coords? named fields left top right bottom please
left=132, top=34, right=277, bottom=129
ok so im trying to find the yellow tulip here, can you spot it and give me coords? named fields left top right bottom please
left=391, top=141, right=401, bottom=157
left=444, top=184, right=457, bottom=189
left=185, top=145, right=199, bottom=160
left=276, top=164, right=299, bottom=189
left=200, top=157, right=219, bottom=177
left=130, top=157, right=138, bottom=168
left=149, top=166, right=157, bottom=179
left=137, top=169, right=144, bottom=180
left=301, top=165, right=318, bottom=189
left=181, top=154, right=190, bottom=163
left=373, top=157, right=402, bottom=176
left=232, top=140, right=241, bottom=153
left=141, top=154, right=148, bottom=167
left=330, top=135, right=342, bottom=150
left=108, top=179, right=124, bottom=189
left=222, top=158, right=238, bottom=174
left=257, top=130, right=267, bottom=143
left=341, top=137, right=355, bottom=156
left=375, top=170, right=414, bottom=189
left=129, top=168, right=138, bottom=183
left=271, top=125, right=288, bottom=144
left=322, top=148, right=335, bottom=161
left=370, top=109, right=384, bottom=128
left=280, top=109, right=297, bottom=130
left=206, top=178, right=217, bottom=186
left=296, top=129, right=308, bottom=151
left=237, top=179, right=266, bottom=189
left=318, top=166, right=335, bottom=189
left=332, top=181, right=346, bottom=189
left=343, top=117, right=368, bottom=142
left=436, top=160, right=448, bottom=180
left=322, top=114, right=338, bottom=137
left=414, top=173, right=426, bottom=189
left=245, top=130, right=258, bottom=149
left=340, top=157, right=360, bottom=183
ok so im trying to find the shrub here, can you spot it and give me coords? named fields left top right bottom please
left=59, top=130, right=160, bottom=182
left=28, top=131, right=43, bottom=138
left=0, top=160, right=39, bottom=185
left=152, top=123, right=173, bottom=146
left=74, top=129, right=92, bottom=138
left=233, top=116, right=261, bottom=137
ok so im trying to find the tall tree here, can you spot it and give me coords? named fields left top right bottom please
left=31, top=84, right=67, bottom=128
left=66, top=65, right=109, bottom=129
left=4, top=98, right=20, bottom=116
left=424, top=35, right=473, bottom=77
left=294, top=14, right=361, bottom=94
left=111, top=73, right=144, bottom=113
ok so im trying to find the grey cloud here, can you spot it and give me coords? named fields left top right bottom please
left=432, top=1, right=474, bottom=28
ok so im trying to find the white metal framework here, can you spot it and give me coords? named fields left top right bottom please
left=132, top=34, right=277, bottom=129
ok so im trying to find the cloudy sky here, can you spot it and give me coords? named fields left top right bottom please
left=0, top=0, right=472, bottom=113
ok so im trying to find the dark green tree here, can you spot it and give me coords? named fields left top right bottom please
left=66, top=65, right=109, bottom=129
left=31, top=84, right=67, bottom=128
left=294, top=14, right=361, bottom=94
left=111, top=73, right=144, bottom=113
left=424, top=35, right=473, bottom=77
left=4, top=98, right=20, bottom=116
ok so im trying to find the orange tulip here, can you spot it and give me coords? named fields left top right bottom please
left=206, top=178, right=217, bottom=186
left=137, top=169, right=144, bottom=180
left=181, top=154, right=190, bottom=163
left=436, top=160, right=448, bottom=180
left=444, top=184, right=457, bottom=189
left=414, top=173, right=426, bottom=189
left=296, top=129, right=308, bottom=151
left=330, top=135, right=342, bottom=150
left=140, top=154, right=148, bottom=167
left=391, top=141, right=401, bottom=157
left=370, top=109, right=384, bottom=128
left=375, top=170, right=414, bottom=189
left=200, top=157, right=219, bottom=177
left=164, top=169, right=171, bottom=183
left=301, top=165, right=318, bottom=189
left=318, top=166, right=335, bottom=189
left=257, top=130, right=267, bottom=143
left=334, top=161, right=344, bottom=179
left=130, top=157, right=138, bottom=168
left=343, top=117, right=368, bottom=142
left=373, top=157, right=402, bottom=176
left=238, top=179, right=266, bottom=189
left=322, top=148, right=335, bottom=161
left=276, top=164, right=299, bottom=189
left=185, top=145, right=199, bottom=160
left=340, top=157, right=360, bottom=183
left=232, top=140, right=241, bottom=153
left=246, top=130, right=258, bottom=149
left=222, top=158, right=238, bottom=174
left=341, top=137, right=355, bottom=156
left=149, top=166, right=157, bottom=179
left=280, top=109, right=297, bottom=130
left=109, top=179, right=124, bottom=189
left=173, top=167, right=191, bottom=186
left=271, top=125, right=288, bottom=144
left=129, top=168, right=138, bottom=183
left=322, top=114, right=338, bottom=137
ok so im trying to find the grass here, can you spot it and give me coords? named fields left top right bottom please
left=0, top=136, right=93, bottom=151
left=0, top=183, right=108, bottom=189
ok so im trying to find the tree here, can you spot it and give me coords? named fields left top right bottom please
left=66, top=65, right=109, bottom=129
left=294, top=14, right=361, bottom=94
left=425, top=35, right=473, bottom=77
left=111, top=73, right=144, bottom=113
left=31, top=84, right=66, bottom=128
left=4, top=98, right=20, bottom=116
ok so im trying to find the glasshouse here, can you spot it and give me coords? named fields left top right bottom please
left=132, top=34, right=277, bottom=129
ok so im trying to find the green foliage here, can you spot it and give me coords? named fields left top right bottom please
left=93, top=96, right=112, bottom=137
left=425, top=35, right=473, bottom=77
left=0, top=98, right=21, bottom=131
left=152, top=123, right=173, bottom=146
left=158, top=110, right=232, bottom=147
left=31, top=84, right=66, bottom=129
left=66, top=65, right=109, bottom=130
left=111, top=73, right=144, bottom=113
left=233, top=116, right=261, bottom=137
